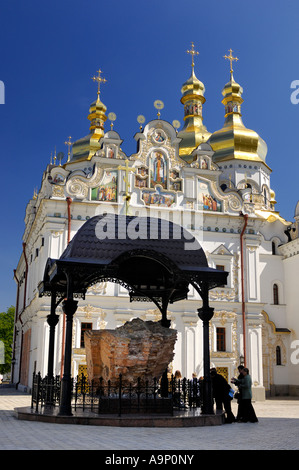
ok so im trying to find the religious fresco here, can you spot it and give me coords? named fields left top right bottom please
left=142, top=186, right=175, bottom=207
left=170, top=169, right=179, bottom=180
left=106, top=146, right=116, bottom=159
left=135, top=164, right=182, bottom=192
left=91, top=170, right=117, bottom=202
left=200, top=158, right=209, bottom=169
left=135, top=166, right=149, bottom=188
left=51, top=173, right=65, bottom=185
left=197, top=179, right=222, bottom=212
left=152, top=129, right=166, bottom=144
left=184, top=102, right=202, bottom=116
left=225, top=101, right=240, bottom=114
left=150, top=151, right=167, bottom=189
left=169, top=169, right=182, bottom=192
left=169, top=180, right=182, bottom=191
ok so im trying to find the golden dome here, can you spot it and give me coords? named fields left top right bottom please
left=70, top=69, right=108, bottom=163
left=209, top=72, right=270, bottom=169
left=270, top=189, right=277, bottom=206
left=178, top=67, right=211, bottom=162
left=181, top=67, right=206, bottom=102
left=70, top=97, right=107, bottom=162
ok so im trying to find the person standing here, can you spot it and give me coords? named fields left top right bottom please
left=210, top=368, right=235, bottom=423
left=173, top=370, right=184, bottom=408
left=233, top=365, right=244, bottom=421
left=232, top=368, right=258, bottom=423
left=189, top=373, right=200, bottom=408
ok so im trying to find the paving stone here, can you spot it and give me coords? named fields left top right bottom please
left=1, top=387, right=299, bottom=450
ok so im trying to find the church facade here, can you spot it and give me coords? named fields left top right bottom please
left=12, top=46, right=299, bottom=400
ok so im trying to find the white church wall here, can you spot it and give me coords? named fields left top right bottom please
left=55, top=312, right=64, bottom=377
left=273, top=364, right=289, bottom=387
left=282, top=253, right=299, bottom=389
left=246, top=247, right=258, bottom=302
left=40, top=318, right=49, bottom=377
left=171, top=308, right=203, bottom=379
left=259, top=252, right=286, bottom=329
left=247, top=324, right=265, bottom=399
left=283, top=254, right=299, bottom=335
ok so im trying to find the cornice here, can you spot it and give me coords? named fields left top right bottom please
left=279, top=237, right=299, bottom=259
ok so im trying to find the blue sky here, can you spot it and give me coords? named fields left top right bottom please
left=0, top=0, right=298, bottom=311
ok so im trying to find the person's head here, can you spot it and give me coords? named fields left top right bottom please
left=210, top=368, right=217, bottom=377
left=242, top=367, right=249, bottom=375
left=238, top=365, right=244, bottom=372
left=175, top=370, right=182, bottom=379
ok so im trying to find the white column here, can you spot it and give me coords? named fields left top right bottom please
left=246, top=246, right=257, bottom=301
left=248, top=321, right=265, bottom=400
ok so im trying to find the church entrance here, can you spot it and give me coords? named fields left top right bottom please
left=216, top=367, right=229, bottom=382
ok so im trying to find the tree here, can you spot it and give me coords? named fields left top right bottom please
left=0, top=306, right=15, bottom=376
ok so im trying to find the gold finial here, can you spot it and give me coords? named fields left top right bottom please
left=53, top=147, right=57, bottom=165
left=92, top=68, right=107, bottom=100
left=186, top=42, right=199, bottom=68
left=137, top=115, right=145, bottom=131
left=118, top=159, right=136, bottom=215
left=108, top=112, right=116, bottom=130
left=172, top=120, right=181, bottom=133
left=154, top=100, right=164, bottom=119
left=224, top=48, right=239, bottom=76
left=64, top=136, right=73, bottom=162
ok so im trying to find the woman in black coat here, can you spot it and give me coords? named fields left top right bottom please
left=210, top=368, right=235, bottom=423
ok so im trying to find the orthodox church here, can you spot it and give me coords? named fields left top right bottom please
left=12, top=45, right=299, bottom=400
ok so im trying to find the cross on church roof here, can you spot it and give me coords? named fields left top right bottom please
left=186, top=42, right=199, bottom=68
left=64, top=136, right=73, bottom=162
left=224, top=48, right=239, bottom=75
left=118, top=159, right=136, bottom=215
left=92, top=68, right=107, bottom=97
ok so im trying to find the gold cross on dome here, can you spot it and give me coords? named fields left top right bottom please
left=64, top=136, right=73, bottom=162
left=186, top=42, right=199, bottom=68
left=224, top=49, right=239, bottom=75
left=92, top=68, right=107, bottom=97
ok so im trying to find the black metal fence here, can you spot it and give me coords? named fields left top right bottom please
left=31, top=372, right=203, bottom=416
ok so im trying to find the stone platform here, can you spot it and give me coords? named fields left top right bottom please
left=98, top=397, right=173, bottom=414
left=15, top=406, right=224, bottom=427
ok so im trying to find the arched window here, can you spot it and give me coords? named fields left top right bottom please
left=276, top=345, right=282, bottom=365
left=272, top=241, right=276, bottom=255
left=273, top=283, right=279, bottom=305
